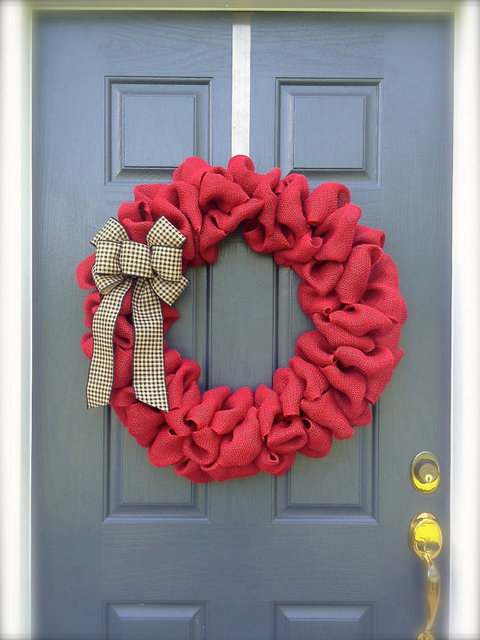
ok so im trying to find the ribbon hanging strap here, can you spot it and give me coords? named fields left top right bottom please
left=87, top=217, right=188, bottom=411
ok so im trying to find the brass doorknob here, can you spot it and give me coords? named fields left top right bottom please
left=409, top=512, right=442, bottom=640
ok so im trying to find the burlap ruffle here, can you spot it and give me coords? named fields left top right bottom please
left=77, top=156, right=407, bottom=483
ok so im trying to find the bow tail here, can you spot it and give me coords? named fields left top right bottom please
left=87, top=278, right=132, bottom=408
left=132, top=279, right=169, bottom=411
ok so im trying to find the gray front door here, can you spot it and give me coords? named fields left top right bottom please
left=33, top=11, right=452, bottom=640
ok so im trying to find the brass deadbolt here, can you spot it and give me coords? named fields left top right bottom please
left=410, top=452, right=440, bottom=494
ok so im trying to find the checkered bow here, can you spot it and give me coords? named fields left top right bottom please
left=87, top=217, right=188, bottom=412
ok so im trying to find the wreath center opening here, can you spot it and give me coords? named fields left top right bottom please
left=169, top=228, right=312, bottom=392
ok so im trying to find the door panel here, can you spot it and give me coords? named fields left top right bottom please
left=33, top=11, right=452, bottom=640
left=32, top=12, right=233, bottom=639
left=249, top=14, right=452, bottom=637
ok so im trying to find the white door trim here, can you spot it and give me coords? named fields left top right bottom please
left=1, top=2, right=478, bottom=638
left=450, top=2, right=480, bottom=634
left=0, top=3, right=32, bottom=638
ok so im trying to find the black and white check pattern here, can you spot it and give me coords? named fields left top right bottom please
left=119, top=241, right=153, bottom=279
left=131, top=278, right=167, bottom=409
left=87, top=278, right=131, bottom=408
left=87, top=216, right=188, bottom=412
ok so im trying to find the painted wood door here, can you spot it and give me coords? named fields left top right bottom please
left=33, top=11, right=452, bottom=640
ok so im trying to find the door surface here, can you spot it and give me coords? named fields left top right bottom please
left=33, top=11, right=452, bottom=640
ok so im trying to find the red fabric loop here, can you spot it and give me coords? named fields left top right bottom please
left=78, top=156, right=407, bottom=482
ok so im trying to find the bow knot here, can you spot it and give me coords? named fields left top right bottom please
left=86, top=217, right=188, bottom=411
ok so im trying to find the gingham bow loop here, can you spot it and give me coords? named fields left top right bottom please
left=87, top=217, right=188, bottom=411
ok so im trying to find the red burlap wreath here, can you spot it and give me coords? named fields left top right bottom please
left=77, top=156, right=407, bottom=483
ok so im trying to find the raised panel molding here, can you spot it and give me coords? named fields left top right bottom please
left=274, top=264, right=378, bottom=523
left=274, top=603, right=373, bottom=640
left=102, top=266, right=208, bottom=520
left=103, top=413, right=208, bottom=521
left=276, top=79, right=380, bottom=186
left=106, top=77, right=211, bottom=183
left=273, top=406, right=378, bottom=523
left=106, top=603, right=206, bottom=640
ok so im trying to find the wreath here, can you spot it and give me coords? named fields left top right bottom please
left=77, top=156, right=407, bottom=483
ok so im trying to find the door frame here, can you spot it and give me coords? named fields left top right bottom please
left=1, top=1, right=478, bottom=638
